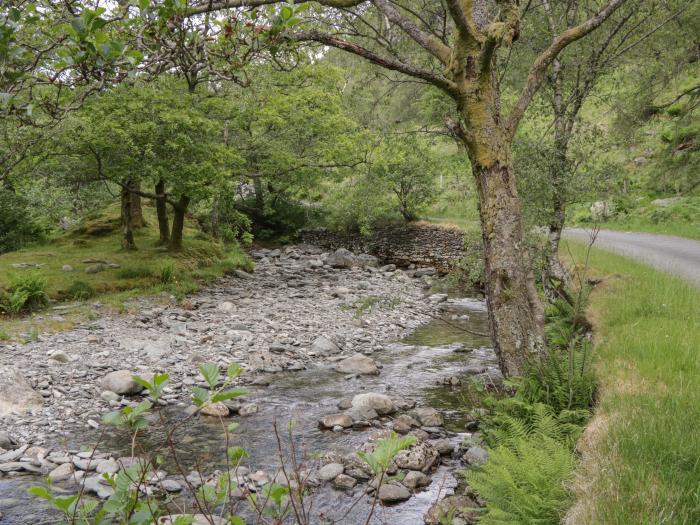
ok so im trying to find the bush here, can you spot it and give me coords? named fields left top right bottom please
left=159, top=261, right=176, bottom=284
left=65, top=280, right=96, bottom=301
left=0, top=189, right=43, bottom=254
left=117, top=265, right=154, bottom=279
left=0, top=272, right=49, bottom=315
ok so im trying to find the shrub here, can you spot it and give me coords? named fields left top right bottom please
left=159, top=261, right=176, bottom=284
left=65, top=280, right=96, bottom=301
left=0, top=189, right=43, bottom=254
left=0, top=272, right=49, bottom=315
left=466, top=429, right=575, bottom=525
left=117, top=265, right=154, bottom=279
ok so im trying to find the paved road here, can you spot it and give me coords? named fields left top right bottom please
left=563, top=228, right=700, bottom=288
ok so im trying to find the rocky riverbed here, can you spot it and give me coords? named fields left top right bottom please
left=0, top=244, right=501, bottom=524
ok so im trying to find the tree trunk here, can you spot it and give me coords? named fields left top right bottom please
left=155, top=179, right=170, bottom=245
left=169, top=195, right=190, bottom=251
left=210, top=195, right=221, bottom=239
left=253, top=177, right=264, bottom=216
left=128, top=182, right=146, bottom=228
left=455, top=89, right=545, bottom=377
left=120, top=184, right=136, bottom=251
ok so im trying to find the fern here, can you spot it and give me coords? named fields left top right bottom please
left=466, top=434, right=575, bottom=525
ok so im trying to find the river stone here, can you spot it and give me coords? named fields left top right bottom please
left=100, top=390, right=120, bottom=403
left=96, top=459, right=120, bottom=474
left=402, top=470, right=430, bottom=489
left=310, top=336, right=341, bottom=355
left=83, top=475, right=115, bottom=499
left=62, top=264, right=74, bottom=272
left=159, top=515, right=227, bottom=525
left=0, top=366, right=44, bottom=416
left=378, top=483, right=411, bottom=504
left=333, top=474, right=357, bottom=490
left=351, top=392, right=395, bottom=415
left=160, top=479, right=183, bottom=492
left=463, top=446, right=488, bottom=466
left=430, top=439, right=454, bottom=455
left=317, top=462, right=344, bottom=481
left=48, top=462, right=75, bottom=482
left=334, top=354, right=379, bottom=375
left=393, top=414, right=420, bottom=434
left=394, top=442, right=440, bottom=472
left=356, top=253, right=379, bottom=268
left=325, top=248, right=356, bottom=269
left=424, top=495, right=480, bottom=525
left=238, top=403, right=259, bottom=416
left=0, top=431, right=16, bottom=450
left=200, top=402, right=230, bottom=417
left=99, top=370, right=143, bottom=396
left=411, top=407, right=444, bottom=427
left=319, top=414, right=353, bottom=429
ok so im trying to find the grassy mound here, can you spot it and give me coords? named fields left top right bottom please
left=0, top=205, right=252, bottom=340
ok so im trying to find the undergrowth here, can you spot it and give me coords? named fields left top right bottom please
left=465, top=290, right=597, bottom=525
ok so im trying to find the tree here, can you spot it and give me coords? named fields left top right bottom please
left=370, top=135, right=438, bottom=221
left=188, top=0, right=627, bottom=376
left=508, top=0, right=696, bottom=293
left=52, top=79, right=238, bottom=250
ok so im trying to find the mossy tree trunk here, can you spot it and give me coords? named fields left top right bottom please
left=169, top=195, right=190, bottom=251
left=128, top=181, right=146, bottom=228
left=155, top=179, right=170, bottom=245
left=449, top=76, right=545, bottom=377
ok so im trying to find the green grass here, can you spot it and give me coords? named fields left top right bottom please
left=566, top=244, right=700, bottom=524
left=591, top=220, right=700, bottom=241
left=0, top=205, right=252, bottom=339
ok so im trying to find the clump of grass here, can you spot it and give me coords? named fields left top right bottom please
left=159, top=261, right=176, bottom=284
left=0, top=272, right=49, bottom=315
left=117, top=265, right=154, bottom=280
left=64, top=280, right=96, bottom=301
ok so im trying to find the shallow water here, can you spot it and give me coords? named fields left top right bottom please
left=1, top=294, right=495, bottom=524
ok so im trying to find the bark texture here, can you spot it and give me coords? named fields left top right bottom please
left=169, top=195, right=190, bottom=251
left=128, top=182, right=146, bottom=228
left=120, top=183, right=136, bottom=251
left=155, top=179, right=170, bottom=245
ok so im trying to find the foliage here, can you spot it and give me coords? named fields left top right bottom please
left=158, top=262, right=176, bottom=284
left=466, top=283, right=596, bottom=524
left=0, top=188, right=43, bottom=253
left=117, top=265, right=154, bottom=280
left=0, top=272, right=49, bottom=315
left=64, top=280, right=96, bottom=301
left=358, top=433, right=416, bottom=475
left=465, top=430, right=575, bottom=525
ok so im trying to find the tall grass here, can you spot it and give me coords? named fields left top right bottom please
left=565, top=243, right=700, bottom=524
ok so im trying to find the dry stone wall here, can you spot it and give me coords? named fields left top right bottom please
left=300, top=224, right=465, bottom=272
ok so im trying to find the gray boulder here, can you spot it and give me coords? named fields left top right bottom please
left=0, top=366, right=44, bottom=416
left=334, top=354, right=379, bottom=375
left=310, top=336, right=341, bottom=355
left=351, top=392, right=395, bottom=415
left=99, top=370, right=144, bottom=396
left=378, top=483, right=411, bottom=503
left=325, top=248, right=356, bottom=269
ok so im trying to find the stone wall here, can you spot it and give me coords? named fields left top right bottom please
left=300, top=224, right=466, bottom=272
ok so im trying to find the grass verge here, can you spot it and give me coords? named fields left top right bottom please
left=566, top=243, right=700, bottom=524
left=0, top=206, right=252, bottom=340
left=587, top=220, right=700, bottom=241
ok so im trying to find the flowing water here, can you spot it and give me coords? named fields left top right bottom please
left=1, top=294, right=497, bottom=524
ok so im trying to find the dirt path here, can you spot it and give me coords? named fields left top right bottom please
left=564, top=228, right=700, bottom=288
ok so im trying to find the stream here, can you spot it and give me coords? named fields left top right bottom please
left=1, top=293, right=496, bottom=524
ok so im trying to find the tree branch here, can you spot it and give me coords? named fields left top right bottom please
left=505, top=0, right=626, bottom=139
left=288, top=30, right=459, bottom=95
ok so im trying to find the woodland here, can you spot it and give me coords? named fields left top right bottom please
left=0, top=0, right=699, bottom=524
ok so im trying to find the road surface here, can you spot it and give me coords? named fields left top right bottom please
left=563, top=228, right=700, bottom=288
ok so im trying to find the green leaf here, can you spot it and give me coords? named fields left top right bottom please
left=199, top=361, right=220, bottom=388
left=226, top=363, right=242, bottom=379
left=191, top=386, right=210, bottom=407
left=102, top=410, right=124, bottom=426
left=27, top=486, right=51, bottom=500
left=227, top=446, right=249, bottom=465
left=138, top=0, right=150, bottom=9
left=211, top=388, right=246, bottom=403
left=281, top=5, right=293, bottom=20
left=229, top=517, right=246, bottom=525
left=131, top=399, right=153, bottom=417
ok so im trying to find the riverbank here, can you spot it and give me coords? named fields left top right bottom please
left=566, top=244, right=700, bottom=524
